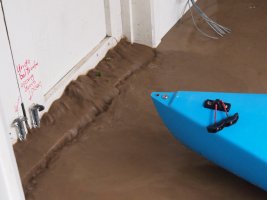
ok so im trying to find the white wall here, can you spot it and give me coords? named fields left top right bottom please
left=121, top=0, right=190, bottom=47
left=156, top=0, right=189, bottom=42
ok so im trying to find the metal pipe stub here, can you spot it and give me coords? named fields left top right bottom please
left=30, top=104, right=45, bottom=128
left=12, top=117, right=27, bottom=141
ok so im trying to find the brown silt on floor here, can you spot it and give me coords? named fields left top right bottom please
left=15, top=0, right=267, bottom=199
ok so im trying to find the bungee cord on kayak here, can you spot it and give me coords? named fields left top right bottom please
left=204, top=99, right=238, bottom=133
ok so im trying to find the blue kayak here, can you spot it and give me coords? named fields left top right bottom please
left=151, top=91, right=267, bottom=191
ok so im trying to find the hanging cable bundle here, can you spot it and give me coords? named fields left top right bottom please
left=187, top=0, right=231, bottom=39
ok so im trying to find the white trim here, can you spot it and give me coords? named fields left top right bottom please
left=121, top=0, right=134, bottom=43
left=0, top=101, right=25, bottom=200
left=150, top=0, right=161, bottom=48
left=105, top=0, right=123, bottom=40
left=44, top=37, right=118, bottom=110
left=0, top=3, right=25, bottom=199
left=131, top=0, right=153, bottom=47
left=0, top=0, right=23, bottom=143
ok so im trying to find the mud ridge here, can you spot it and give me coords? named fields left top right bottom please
left=14, top=40, right=156, bottom=195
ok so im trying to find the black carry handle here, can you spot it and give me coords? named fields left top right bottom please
left=207, top=113, right=239, bottom=133
left=204, top=99, right=238, bottom=133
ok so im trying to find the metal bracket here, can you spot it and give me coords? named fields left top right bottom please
left=204, top=99, right=231, bottom=112
left=12, top=117, right=27, bottom=141
left=30, top=104, right=45, bottom=128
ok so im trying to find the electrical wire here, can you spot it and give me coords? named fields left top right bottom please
left=1, top=0, right=29, bottom=128
left=187, top=0, right=231, bottom=39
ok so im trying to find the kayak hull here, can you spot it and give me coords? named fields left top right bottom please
left=151, top=91, right=267, bottom=191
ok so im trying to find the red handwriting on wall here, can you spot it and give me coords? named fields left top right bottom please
left=17, top=59, right=42, bottom=101
left=17, top=59, right=39, bottom=80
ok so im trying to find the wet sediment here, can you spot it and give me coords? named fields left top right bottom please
left=15, top=0, right=267, bottom=199
left=14, top=40, right=155, bottom=195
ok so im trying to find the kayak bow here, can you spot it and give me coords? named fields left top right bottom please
left=151, top=91, right=267, bottom=191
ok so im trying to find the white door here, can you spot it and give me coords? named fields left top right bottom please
left=1, top=0, right=107, bottom=109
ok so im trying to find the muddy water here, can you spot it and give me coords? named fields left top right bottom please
left=17, top=0, right=267, bottom=199
left=14, top=41, right=155, bottom=194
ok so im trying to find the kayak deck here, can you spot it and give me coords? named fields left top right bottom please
left=152, top=91, right=267, bottom=191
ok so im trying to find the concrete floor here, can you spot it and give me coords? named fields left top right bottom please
left=17, top=0, right=267, bottom=199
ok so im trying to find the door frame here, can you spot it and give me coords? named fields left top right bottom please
left=0, top=1, right=25, bottom=199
